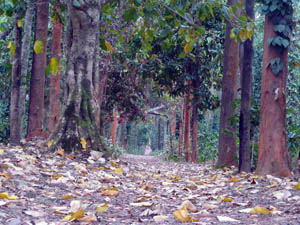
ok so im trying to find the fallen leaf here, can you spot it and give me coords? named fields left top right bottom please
left=24, top=210, right=46, bottom=217
left=130, top=202, right=153, bottom=207
left=0, top=192, right=19, bottom=200
left=62, top=194, right=73, bottom=200
left=80, top=138, right=87, bottom=149
left=249, top=206, right=271, bottom=215
left=217, top=216, right=240, bottom=223
left=114, top=168, right=123, bottom=175
left=179, top=200, right=197, bottom=212
left=293, top=182, right=300, bottom=189
left=273, top=190, right=291, bottom=200
left=0, top=172, right=11, bottom=179
left=96, top=203, right=108, bottom=212
left=202, top=203, right=219, bottom=210
left=173, top=206, right=192, bottom=223
left=229, top=177, right=239, bottom=182
left=57, top=148, right=64, bottom=157
left=153, top=215, right=169, bottom=223
left=102, top=190, right=119, bottom=197
left=48, top=140, right=54, bottom=148
left=222, top=197, right=232, bottom=202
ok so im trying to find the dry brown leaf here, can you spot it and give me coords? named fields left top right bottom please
left=57, top=148, right=64, bottom=157
left=179, top=200, right=198, bottom=212
left=173, top=206, right=192, bottom=223
left=249, top=206, right=271, bottom=215
left=153, top=215, right=169, bottom=223
left=0, top=172, right=11, bottom=179
left=229, top=177, right=239, bottom=182
left=96, top=203, right=108, bottom=212
left=62, top=194, right=73, bottom=200
left=102, top=190, right=119, bottom=197
left=202, top=203, right=219, bottom=210
left=130, top=202, right=153, bottom=207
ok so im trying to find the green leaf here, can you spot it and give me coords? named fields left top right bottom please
left=124, top=8, right=138, bottom=22
left=274, top=24, right=286, bottom=33
left=72, top=0, right=80, bottom=8
left=281, top=39, right=289, bottom=48
left=33, top=40, right=44, bottom=54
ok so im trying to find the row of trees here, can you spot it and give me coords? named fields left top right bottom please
left=0, top=0, right=299, bottom=177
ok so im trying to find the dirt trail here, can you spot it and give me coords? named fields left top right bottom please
left=0, top=145, right=299, bottom=225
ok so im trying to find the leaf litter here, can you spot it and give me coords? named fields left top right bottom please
left=0, top=142, right=300, bottom=224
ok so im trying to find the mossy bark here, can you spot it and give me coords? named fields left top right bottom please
left=48, top=1, right=109, bottom=155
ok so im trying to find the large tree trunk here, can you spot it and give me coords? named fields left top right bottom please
left=238, top=0, right=254, bottom=173
left=27, top=0, right=49, bottom=139
left=19, top=0, right=34, bottom=139
left=217, top=0, right=240, bottom=167
left=48, top=6, right=63, bottom=133
left=256, top=16, right=290, bottom=177
left=49, top=1, right=108, bottom=154
left=184, top=80, right=192, bottom=162
left=9, top=15, right=23, bottom=145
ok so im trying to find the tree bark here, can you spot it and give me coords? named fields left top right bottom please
left=19, top=0, right=34, bottom=139
left=111, top=109, right=118, bottom=146
left=157, top=117, right=161, bottom=150
left=184, top=80, right=192, bottom=162
left=170, top=106, right=176, bottom=152
left=217, top=0, right=240, bottom=167
left=256, top=16, right=290, bottom=177
left=178, top=98, right=184, bottom=156
left=48, top=6, right=63, bottom=133
left=27, top=0, right=49, bottom=139
left=9, top=15, right=23, bottom=145
left=238, top=0, right=254, bottom=173
left=191, top=75, right=200, bottom=163
left=49, top=0, right=108, bottom=154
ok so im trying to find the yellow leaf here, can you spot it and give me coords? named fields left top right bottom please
left=10, top=43, right=16, bottom=57
left=222, top=197, right=232, bottom=202
left=249, top=206, right=271, bottom=215
left=52, top=174, right=63, bottom=179
left=229, top=177, right=239, bottom=182
left=184, top=43, right=192, bottom=54
left=230, top=29, right=235, bottom=39
left=57, top=148, right=64, bottom=157
left=0, top=172, right=11, bottom=179
left=17, top=19, right=22, bottom=27
left=80, top=138, right=87, bottom=149
left=110, top=161, right=119, bottom=167
left=7, top=41, right=12, bottom=48
left=96, top=203, right=108, bottom=212
left=114, top=168, right=123, bottom=175
left=105, top=40, right=114, bottom=52
left=7, top=195, right=19, bottom=200
left=71, top=209, right=85, bottom=220
left=1, top=164, right=8, bottom=169
left=294, top=182, right=300, bottom=189
left=50, top=57, right=59, bottom=76
left=62, top=214, right=73, bottom=221
left=48, top=140, right=54, bottom=148
left=266, top=184, right=277, bottom=188
left=0, top=192, right=9, bottom=199
left=173, top=206, right=192, bottom=222
left=33, top=40, right=44, bottom=54
left=62, top=195, right=73, bottom=200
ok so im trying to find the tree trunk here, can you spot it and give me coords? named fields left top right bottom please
left=191, top=75, right=200, bottom=163
left=238, top=0, right=254, bottom=173
left=27, top=0, right=49, bottom=139
left=256, top=15, right=290, bottom=177
left=49, top=1, right=108, bottom=154
left=48, top=6, right=63, bottom=133
left=184, top=80, right=192, bottom=162
left=178, top=98, right=184, bottom=156
left=170, top=106, right=176, bottom=152
left=19, top=0, right=34, bottom=139
left=217, top=0, right=240, bottom=167
left=111, top=109, right=118, bottom=146
left=157, top=117, right=161, bottom=150
left=9, top=15, right=23, bottom=145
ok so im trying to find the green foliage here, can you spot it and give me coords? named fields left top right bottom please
left=198, top=126, right=219, bottom=163
left=260, top=0, right=293, bottom=74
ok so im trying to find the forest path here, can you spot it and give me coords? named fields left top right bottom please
left=0, top=144, right=299, bottom=225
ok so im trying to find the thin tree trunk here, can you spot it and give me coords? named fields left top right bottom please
left=48, top=6, right=63, bottom=133
left=27, top=0, right=49, bottom=139
left=191, top=74, right=200, bottom=163
left=178, top=98, right=184, bottom=156
left=238, top=0, right=254, bottom=173
left=217, top=0, right=240, bottom=167
left=158, top=117, right=161, bottom=150
left=184, top=80, right=192, bottom=162
left=170, top=106, right=176, bottom=152
left=19, top=0, right=34, bottom=139
left=111, top=109, right=118, bottom=146
left=49, top=1, right=108, bottom=154
left=10, top=15, right=23, bottom=145
left=256, top=15, right=290, bottom=177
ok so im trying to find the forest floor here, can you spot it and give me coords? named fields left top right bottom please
left=0, top=142, right=300, bottom=225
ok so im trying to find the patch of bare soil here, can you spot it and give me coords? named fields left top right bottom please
left=0, top=143, right=299, bottom=225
